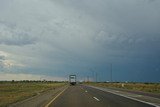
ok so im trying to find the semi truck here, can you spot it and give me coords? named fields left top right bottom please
left=69, top=75, right=76, bottom=85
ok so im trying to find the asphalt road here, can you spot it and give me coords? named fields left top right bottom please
left=48, top=85, right=155, bottom=107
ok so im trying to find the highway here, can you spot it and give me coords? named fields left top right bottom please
left=48, top=85, right=155, bottom=107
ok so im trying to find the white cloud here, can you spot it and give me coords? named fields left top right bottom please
left=0, top=72, right=67, bottom=81
left=0, top=51, right=26, bottom=72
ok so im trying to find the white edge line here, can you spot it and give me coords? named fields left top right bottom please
left=93, top=97, right=100, bottom=101
left=45, top=87, right=68, bottom=107
left=108, top=91, right=159, bottom=107
left=91, top=86, right=160, bottom=107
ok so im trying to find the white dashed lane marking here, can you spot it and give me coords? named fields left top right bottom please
left=93, top=97, right=100, bottom=101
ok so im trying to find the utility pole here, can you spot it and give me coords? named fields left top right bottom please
left=91, top=70, right=95, bottom=82
left=87, top=76, right=89, bottom=82
left=110, top=63, right=112, bottom=82
left=96, top=72, right=98, bottom=82
left=89, top=67, right=97, bottom=82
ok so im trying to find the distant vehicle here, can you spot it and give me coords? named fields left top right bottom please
left=69, top=75, right=76, bottom=85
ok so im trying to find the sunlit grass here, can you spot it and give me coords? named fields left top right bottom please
left=0, top=81, right=66, bottom=107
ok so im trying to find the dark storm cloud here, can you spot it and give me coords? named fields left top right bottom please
left=0, top=22, right=36, bottom=46
left=0, top=0, right=160, bottom=81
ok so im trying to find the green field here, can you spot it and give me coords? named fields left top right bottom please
left=84, top=82, right=160, bottom=93
left=0, top=81, right=66, bottom=107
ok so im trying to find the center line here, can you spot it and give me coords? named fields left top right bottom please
left=93, top=97, right=100, bottom=101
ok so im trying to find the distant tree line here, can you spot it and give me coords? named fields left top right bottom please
left=0, top=80, right=68, bottom=84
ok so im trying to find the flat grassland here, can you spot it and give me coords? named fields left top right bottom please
left=0, top=81, right=66, bottom=107
left=85, top=82, right=160, bottom=93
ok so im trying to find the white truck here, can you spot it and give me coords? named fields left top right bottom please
left=69, top=75, right=76, bottom=85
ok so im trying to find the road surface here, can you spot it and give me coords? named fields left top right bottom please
left=48, top=85, right=155, bottom=107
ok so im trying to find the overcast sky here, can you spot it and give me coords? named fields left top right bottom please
left=0, top=0, right=160, bottom=82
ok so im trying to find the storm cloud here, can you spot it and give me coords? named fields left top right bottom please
left=0, top=22, right=36, bottom=46
left=0, top=0, right=160, bottom=82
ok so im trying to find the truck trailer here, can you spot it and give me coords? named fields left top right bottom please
left=69, top=75, right=76, bottom=85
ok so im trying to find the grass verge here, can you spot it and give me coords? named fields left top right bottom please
left=0, top=81, right=66, bottom=107
left=84, top=82, right=160, bottom=93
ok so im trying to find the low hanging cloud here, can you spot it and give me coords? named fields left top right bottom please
left=0, top=72, right=67, bottom=81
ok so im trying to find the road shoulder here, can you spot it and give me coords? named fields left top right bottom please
left=9, top=85, right=68, bottom=107
left=85, top=85, right=160, bottom=107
